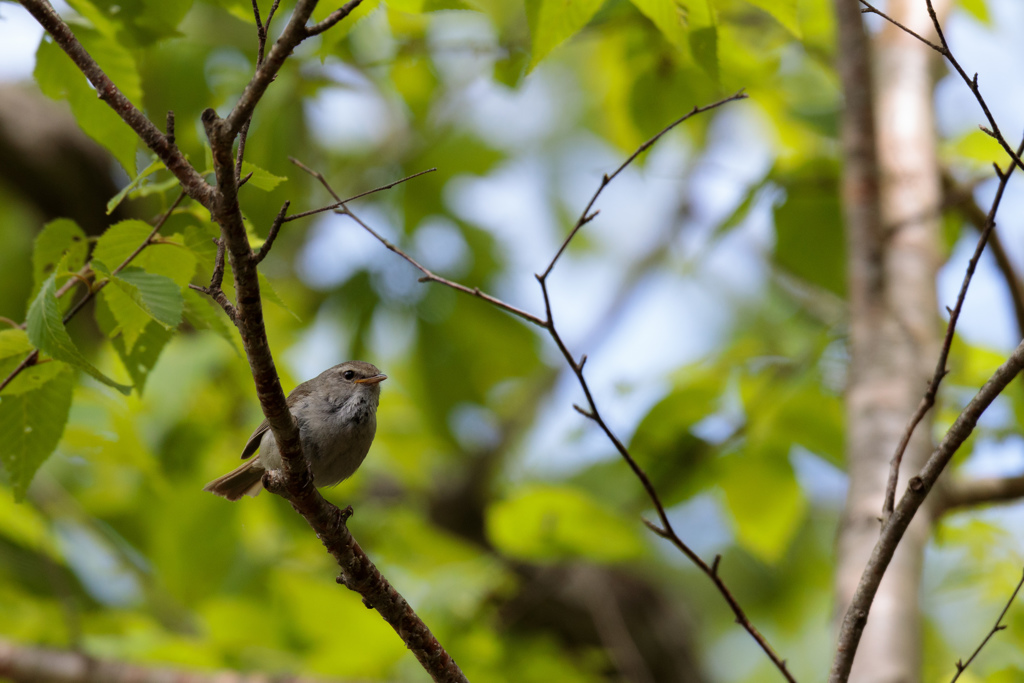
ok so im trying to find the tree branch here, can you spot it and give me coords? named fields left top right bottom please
left=860, top=0, right=1024, bottom=174
left=221, top=0, right=363, bottom=140
left=329, top=93, right=796, bottom=680
left=831, top=337, right=1024, bottom=682
left=0, top=637, right=351, bottom=683
left=881, top=138, right=1022, bottom=519
left=17, top=0, right=212, bottom=207
left=540, top=90, right=747, bottom=280
left=18, top=3, right=465, bottom=679
left=934, top=473, right=1024, bottom=516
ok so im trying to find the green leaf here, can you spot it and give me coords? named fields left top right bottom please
left=718, top=448, right=805, bottom=563
left=1, top=360, right=70, bottom=397
left=259, top=272, right=299, bottom=320
left=741, top=0, right=801, bottom=37
left=106, top=159, right=164, bottom=215
left=0, top=363, right=74, bottom=500
left=630, top=0, right=687, bottom=47
left=525, top=0, right=605, bottom=69
left=92, top=220, right=155, bottom=272
left=31, top=219, right=89, bottom=301
left=689, top=25, right=718, bottom=83
left=0, top=329, right=35, bottom=393
left=0, top=329, right=33, bottom=360
left=34, top=37, right=139, bottom=175
left=95, top=294, right=174, bottom=394
left=773, top=163, right=846, bottom=296
left=486, top=484, right=645, bottom=562
left=97, top=282, right=150, bottom=353
left=26, top=267, right=131, bottom=395
left=240, top=162, right=286, bottom=192
left=93, top=262, right=182, bottom=354
left=958, top=0, right=990, bottom=24
left=93, top=220, right=197, bottom=288
left=110, top=267, right=184, bottom=329
left=948, top=128, right=1005, bottom=166
left=181, top=288, right=240, bottom=354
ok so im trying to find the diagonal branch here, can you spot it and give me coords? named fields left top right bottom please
left=20, top=3, right=465, bottom=679
left=831, top=337, right=1024, bottom=682
left=860, top=0, right=1024, bottom=174
left=881, top=139, right=1022, bottom=519
left=0, top=637, right=347, bottom=683
left=17, top=0, right=212, bottom=207
left=539, top=90, right=747, bottom=280
left=325, top=92, right=795, bottom=681
left=221, top=0, right=363, bottom=140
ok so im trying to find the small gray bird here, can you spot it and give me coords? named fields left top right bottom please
left=203, top=360, right=387, bottom=501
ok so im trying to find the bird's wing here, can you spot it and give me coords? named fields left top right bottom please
left=241, top=419, right=270, bottom=459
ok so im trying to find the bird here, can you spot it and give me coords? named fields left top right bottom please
left=203, top=360, right=386, bottom=501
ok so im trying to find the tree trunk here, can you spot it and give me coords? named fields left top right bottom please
left=833, top=0, right=949, bottom=680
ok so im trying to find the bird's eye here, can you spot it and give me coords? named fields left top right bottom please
left=343, top=370, right=355, bottom=380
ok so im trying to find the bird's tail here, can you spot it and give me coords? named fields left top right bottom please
left=202, top=459, right=265, bottom=501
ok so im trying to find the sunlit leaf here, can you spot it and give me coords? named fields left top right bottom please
left=718, top=448, right=805, bottom=563
left=31, top=219, right=88, bottom=301
left=94, top=294, right=175, bottom=394
left=93, top=220, right=197, bottom=288
left=630, top=0, right=687, bottom=47
left=239, top=162, right=286, bottom=192
left=109, top=266, right=184, bottom=329
left=181, top=288, right=240, bottom=354
left=525, top=0, right=604, bottom=69
left=26, top=266, right=130, bottom=394
left=958, top=0, right=990, bottom=24
left=106, top=159, right=164, bottom=214
left=487, top=484, right=645, bottom=562
left=741, top=0, right=801, bottom=37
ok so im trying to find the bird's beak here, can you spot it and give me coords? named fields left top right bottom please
left=355, top=373, right=387, bottom=385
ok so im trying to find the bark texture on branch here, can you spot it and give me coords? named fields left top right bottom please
left=832, top=0, right=949, bottom=681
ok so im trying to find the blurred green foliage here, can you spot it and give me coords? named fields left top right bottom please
left=0, top=0, right=1020, bottom=681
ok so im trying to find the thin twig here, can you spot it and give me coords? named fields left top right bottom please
left=305, top=0, right=362, bottom=37
left=191, top=235, right=238, bottom=325
left=943, top=170, right=1024, bottom=339
left=345, top=205, right=547, bottom=327
left=284, top=159, right=550, bottom=326
left=254, top=201, right=290, bottom=264
left=949, top=568, right=1024, bottom=682
left=859, top=3, right=942, bottom=50
left=332, top=93, right=793, bottom=680
left=832, top=337, right=1024, bottom=682
left=880, top=119, right=1024, bottom=517
left=282, top=164, right=436, bottom=223
left=18, top=0, right=211, bottom=206
left=235, top=0, right=279, bottom=181
left=539, top=90, right=747, bottom=280
left=860, top=0, right=1024, bottom=174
